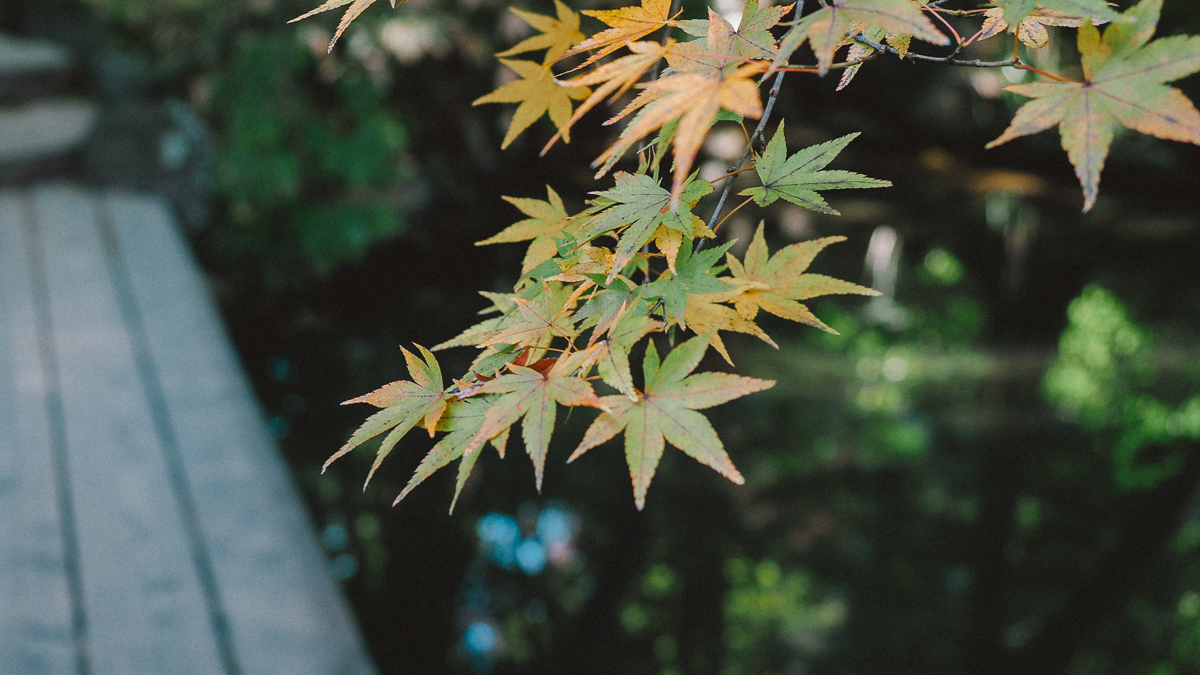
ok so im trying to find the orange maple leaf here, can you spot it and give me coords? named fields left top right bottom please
left=561, top=0, right=677, bottom=68
left=593, top=59, right=766, bottom=209
left=542, top=40, right=672, bottom=155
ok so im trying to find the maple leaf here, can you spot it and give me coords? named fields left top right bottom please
left=675, top=0, right=792, bottom=61
left=496, top=0, right=586, bottom=65
left=474, top=59, right=590, bottom=150
left=477, top=186, right=579, bottom=274
left=289, top=0, right=397, bottom=53
left=584, top=172, right=713, bottom=282
left=838, top=25, right=885, bottom=91
left=594, top=60, right=766, bottom=207
left=990, top=0, right=1121, bottom=28
left=569, top=333, right=775, bottom=510
left=392, top=398, right=508, bottom=513
left=327, top=345, right=448, bottom=488
left=643, top=239, right=736, bottom=327
left=978, top=5, right=1109, bottom=50
left=785, top=0, right=949, bottom=76
left=726, top=223, right=879, bottom=332
left=543, top=40, right=671, bottom=155
left=667, top=8, right=743, bottom=73
left=482, top=281, right=580, bottom=351
left=463, top=350, right=604, bottom=491
left=986, top=0, right=1200, bottom=212
left=561, top=0, right=676, bottom=68
left=740, top=122, right=891, bottom=215
left=594, top=311, right=663, bottom=400
left=837, top=25, right=911, bottom=90
left=684, top=289, right=776, bottom=363
left=729, top=0, right=793, bottom=59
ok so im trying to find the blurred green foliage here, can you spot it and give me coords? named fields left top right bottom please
left=722, top=558, right=845, bottom=675
left=1045, top=285, right=1200, bottom=489
left=209, top=32, right=410, bottom=280
left=77, top=0, right=413, bottom=281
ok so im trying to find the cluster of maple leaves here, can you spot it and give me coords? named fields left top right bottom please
left=294, top=0, right=1200, bottom=510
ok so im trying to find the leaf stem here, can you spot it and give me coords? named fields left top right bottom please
left=1014, top=63, right=1078, bottom=83
left=920, top=2, right=963, bottom=46
left=707, top=166, right=756, bottom=185
left=713, top=196, right=755, bottom=233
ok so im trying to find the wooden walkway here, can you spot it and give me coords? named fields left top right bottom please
left=0, top=185, right=377, bottom=675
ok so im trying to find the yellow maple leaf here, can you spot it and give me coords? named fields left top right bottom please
left=289, top=0, right=399, bottom=53
left=595, top=60, right=766, bottom=208
left=561, top=0, right=677, bottom=68
left=683, top=289, right=776, bottom=365
left=476, top=186, right=580, bottom=274
left=726, top=223, right=879, bottom=333
left=986, top=0, right=1200, bottom=211
left=653, top=224, right=682, bottom=274
left=474, top=59, right=590, bottom=149
left=497, top=0, right=586, bottom=65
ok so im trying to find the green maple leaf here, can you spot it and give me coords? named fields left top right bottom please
left=643, top=239, right=736, bottom=326
left=992, top=0, right=1122, bottom=27
left=495, top=0, right=585, bottom=65
left=391, top=398, right=493, bottom=513
left=726, top=223, right=879, bottom=333
left=779, top=0, right=949, bottom=75
left=675, top=0, right=791, bottom=59
left=463, top=350, right=604, bottom=491
left=729, top=0, right=793, bottom=58
left=477, top=186, right=579, bottom=274
left=594, top=312, right=663, bottom=401
left=987, top=0, right=1200, bottom=212
left=569, top=333, right=775, bottom=510
left=740, top=122, right=891, bottom=215
left=584, top=173, right=713, bottom=283
left=328, top=345, right=448, bottom=488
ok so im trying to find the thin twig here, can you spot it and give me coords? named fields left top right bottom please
left=850, top=32, right=1080, bottom=81
left=694, top=0, right=805, bottom=254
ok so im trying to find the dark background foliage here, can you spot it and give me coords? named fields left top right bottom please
left=6, top=0, right=1200, bottom=673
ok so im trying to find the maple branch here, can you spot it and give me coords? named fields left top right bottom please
left=695, top=0, right=808, bottom=254
left=848, top=32, right=1081, bottom=83
left=850, top=33, right=1017, bottom=68
left=695, top=67, right=785, bottom=254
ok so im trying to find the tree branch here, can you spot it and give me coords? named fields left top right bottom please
left=696, top=0, right=805, bottom=254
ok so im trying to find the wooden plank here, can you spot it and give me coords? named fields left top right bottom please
left=30, top=184, right=229, bottom=675
left=0, top=190, right=78, bottom=674
left=102, top=191, right=377, bottom=675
